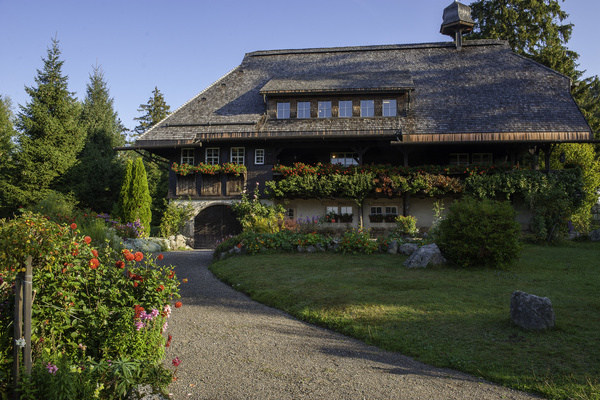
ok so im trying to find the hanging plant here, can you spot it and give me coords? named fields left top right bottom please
left=221, top=163, right=247, bottom=176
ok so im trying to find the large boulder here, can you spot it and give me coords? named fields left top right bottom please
left=589, top=229, right=600, bottom=242
left=168, top=235, right=193, bottom=250
left=387, top=241, right=399, bottom=254
left=403, top=243, right=446, bottom=268
left=399, top=243, right=419, bottom=256
left=510, top=291, right=555, bottom=330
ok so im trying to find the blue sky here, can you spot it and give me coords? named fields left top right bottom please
left=1, top=0, right=598, bottom=132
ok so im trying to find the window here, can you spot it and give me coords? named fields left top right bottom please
left=326, top=206, right=338, bottom=214
left=205, top=148, right=219, bottom=165
left=385, top=206, right=398, bottom=216
left=277, top=102, right=290, bottom=119
left=339, top=100, right=352, bottom=117
left=472, top=153, right=493, bottom=164
left=286, top=208, right=295, bottom=219
left=230, top=147, right=245, bottom=165
left=181, top=148, right=194, bottom=165
left=360, top=100, right=374, bottom=117
left=255, top=149, right=265, bottom=165
left=297, top=101, right=311, bottom=118
left=382, top=99, right=397, bottom=117
left=340, top=206, right=352, bottom=215
left=318, top=101, right=332, bottom=118
left=370, top=206, right=383, bottom=215
left=330, top=152, right=358, bottom=166
left=449, top=153, right=469, bottom=166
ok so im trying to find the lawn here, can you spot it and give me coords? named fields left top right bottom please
left=210, top=242, right=600, bottom=400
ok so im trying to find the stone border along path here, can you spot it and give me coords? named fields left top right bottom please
left=159, top=250, right=542, bottom=400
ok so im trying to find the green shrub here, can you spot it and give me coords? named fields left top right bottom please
left=394, top=215, right=418, bottom=237
left=160, top=200, right=195, bottom=238
left=435, top=198, right=522, bottom=268
left=231, top=183, right=285, bottom=233
left=338, top=229, right=378, bottom=255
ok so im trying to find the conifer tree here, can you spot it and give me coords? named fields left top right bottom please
left=115, top=158, right=152, bottom=237
left=4, top=38, right=84, bottom=210
left=58, top=65, right=126, bottom=212
left=0, top=95, right=16, bottom=217
left=114, top=159, right=133, bottom=222
left=133, top=86, right=171, bottom=136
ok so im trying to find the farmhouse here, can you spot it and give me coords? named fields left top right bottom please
left=131, top=2, right=593, bottom=247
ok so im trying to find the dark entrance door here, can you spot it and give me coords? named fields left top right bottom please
left=194, top=205, right=242, bottom=248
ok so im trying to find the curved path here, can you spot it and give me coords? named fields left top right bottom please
left=160, top=251, right=541, bottom=400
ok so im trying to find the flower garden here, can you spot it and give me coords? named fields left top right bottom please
left=0, top=211, right=183, bottom=399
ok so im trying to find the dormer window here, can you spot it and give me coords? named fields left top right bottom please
left=318, top=101, right=332, bottom=118
left=360, top=100, right=374, bottom=117
left=383, top=99, right=397, bottom=117
left=277, top=102, right=290, bottom=119
left=297, top=102, right=311, bottom=119
left=339, top=101, right=353, bottom=117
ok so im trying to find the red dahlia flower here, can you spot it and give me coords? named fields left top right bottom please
left=89, top=258, right=100, bottom=269
left=70, top=223, right=77, bottom=230
left=175, top=301, right=182, bottom=308
left=115, top=260, right=125, bottom=269
left=134, top=252, right=143, bottom=262
left=125, top=253, right=135, bottom=261
left=84, top=236, right=91, bottom=244
left=91, top=249, right=98, bottom=258
left=157, top=254, right=164, bottom=260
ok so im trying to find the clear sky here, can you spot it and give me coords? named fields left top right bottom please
left=1, top=0, right=598, bottom=132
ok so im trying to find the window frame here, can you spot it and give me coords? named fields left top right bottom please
left=297, top=101, right=311, bottom=119
left=370, top=206, right=383, bottom=215
left=318, top=101, right=332, bottom=118
left=255, top=148, right=265, bottom=165
left=338, top=100, right=353, bottom=118
left=181, top=148, right=195, bottom=165
left=385, top=206, right=398, bottom=216
left=449, top=153, right=469, bottom=166
left=472, top=153, right=493, bottom=164
left=230, top=147, right=245, bottom=165
left=382, top=99, right=397, bottom=117
left=277, top=102, right=290, bottom=119
left=205, top=147, right=220, bottom=165
left=330, top=152, right=359, bottom=166
left=360, top=100, right=375, bottom=117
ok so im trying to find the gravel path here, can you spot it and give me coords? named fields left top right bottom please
left=160, top=250, right=541, bottom=400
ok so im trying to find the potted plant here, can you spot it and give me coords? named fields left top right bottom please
left=325, top=211, right=338, bottom=223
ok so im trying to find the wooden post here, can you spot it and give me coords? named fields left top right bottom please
left=23, top=256, right=33, bottom=374
left=13, top=273, right=23, bottom=399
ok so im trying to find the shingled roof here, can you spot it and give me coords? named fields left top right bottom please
left=135, top=39, right=592, bottom=147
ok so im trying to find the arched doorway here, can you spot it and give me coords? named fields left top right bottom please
left=194, top=205, right=242, bottom=248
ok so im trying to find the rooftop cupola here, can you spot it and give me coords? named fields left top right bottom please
left=440, top=1, right=475, bottom=50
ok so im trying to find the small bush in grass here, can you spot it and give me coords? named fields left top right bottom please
left=339, top=229, right=378, bottom=255
left=435, top=197, right=522, bottom=268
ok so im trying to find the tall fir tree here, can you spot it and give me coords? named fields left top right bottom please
left=4, top=38, right=84, bottom=211
left=132, top=87, right=171, bottom=228
left=468, top=0, right=599, bottom=137
left=133, top=86, right=171, bottom=136
left=115, top=159, right=134, bottom=220
left=58, top=65, right=126, bottom=212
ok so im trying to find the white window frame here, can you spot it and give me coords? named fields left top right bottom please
left=382, top=99, right=397, bottom=117
left=360, top=100, right=374, bottom=117
left=205, top=147, right=220, bottom=165
left=318, top=101, right=332, bottom=118
left=255, top=148, right=265, bottom=165
left=297, top=101, right=311, bottom=119
left=330, top=152, right=358, bottom=166
left=286, top=207, right=295, bottom=219
left=385, top=206, right=398, bottom=216
left=340, top=206, right=353, bottom=215
left=370, top=206, right=383, bottom=215
left=230, top=147, right=245, bottom=165
left=339, top=100, right=352, bottom=117
left=277, top=102, right=290, bottom=119
left=449, top=153, right=469, bottom=166
left=181, top=148, right=194, bottom=165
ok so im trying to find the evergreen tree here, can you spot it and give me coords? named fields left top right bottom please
left=469, top=0, right=599, bottom=136
left=132, top=87, right=171, bottom=228
left=4, top=38, right=84, bottom=211
left=0, top=95, right=16, bottom=217
left=133, top=86, right=171, bottom=136
left=115, top=158, right=152, bottom=237
left=58, top=65, right=126, bottom=212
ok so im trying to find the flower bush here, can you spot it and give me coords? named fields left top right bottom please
left=231, top=183, right=286, bottom=233
left=97, top=213, right=144, bottom=239
left=0, top=211, right=182, bottom=397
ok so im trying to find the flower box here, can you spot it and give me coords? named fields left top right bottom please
left=369, top=214, right=384, bottom=223
left=339, top=214, right=353, bottom=223
left=384, top=214, right=398, bottom=223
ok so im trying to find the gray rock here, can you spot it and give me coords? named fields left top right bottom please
left=306, top=245, right=317, bottom=253
left=387, top=240, right=398, bottom=254
left=403, top=243, right=446, bottom=268
left=168, top=235, right=193, bottom=250
left=123, top=239, right=162, bottom=253
left=589, top=229, right=600, bottom=241
left=127, top=384, right=169, bottom=400
left=315, top=243, right=326, bottom=252
left=510, top=291, right=555, bottom=330
left=297, top=246, right=306, bottom=253
left=399, top=243, right=419, bottom=256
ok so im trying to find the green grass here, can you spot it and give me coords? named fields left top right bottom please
left=210, top=242, right=600, bottom=400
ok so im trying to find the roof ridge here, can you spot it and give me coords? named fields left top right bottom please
left=245, top=39, right=507, bottom=57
